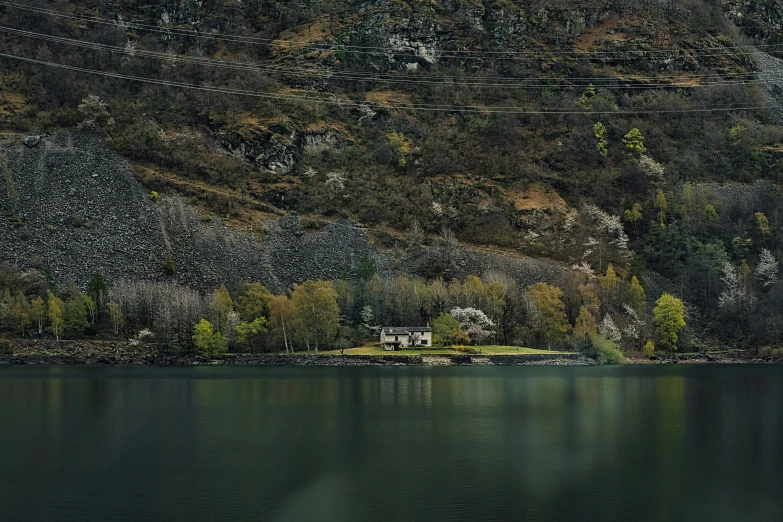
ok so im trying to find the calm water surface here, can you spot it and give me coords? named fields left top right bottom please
left=1, top=365, right=782, bottom=521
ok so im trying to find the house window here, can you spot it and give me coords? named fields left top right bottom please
left=420, top=340, right=427, bottom=345
left=395, top=336, right=398, bottom=341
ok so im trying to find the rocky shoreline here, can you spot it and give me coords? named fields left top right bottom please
left=1, top=341, right=782, bottom=367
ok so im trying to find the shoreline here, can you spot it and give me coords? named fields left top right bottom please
left=1, top=341, right=782, bottom=366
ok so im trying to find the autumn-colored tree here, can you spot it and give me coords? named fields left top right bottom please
left=573, top=306, right=597, bottom=348
left=47, top=290, right=65, bottom=341
left=290, top=281, right=339, bottom=352
left=599, top=264, right=618, bottom=308
left=654, top=293, right=686, bottom=352
left=210, top=285, right=234, bottom=333
left=236, top=282, right=273, bottom=322
left=527, top=282, right=571, bottom=349
left=627, top=276, right=646, bottom=313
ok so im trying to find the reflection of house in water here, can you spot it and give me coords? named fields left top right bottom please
left=380, top=327, right=433, bottom=351
left=379, top=375, right=433, bottom=405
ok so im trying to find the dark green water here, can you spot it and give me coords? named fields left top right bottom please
left=1, top=365, right=782, bottom=521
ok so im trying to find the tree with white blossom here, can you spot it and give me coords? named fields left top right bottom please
left=598, top=314, right=622, bottom=344
left=450, top=307, right=495, bottom=344
left=755, top=248, right=779, bottom=288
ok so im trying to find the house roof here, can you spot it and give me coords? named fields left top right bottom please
left=382, top=327, right=432, bottom=335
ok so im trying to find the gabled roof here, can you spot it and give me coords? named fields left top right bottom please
left=382, top=326, right=432, bottom=335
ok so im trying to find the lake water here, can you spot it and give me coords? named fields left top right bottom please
left=1, top=365, right=781, bottom=521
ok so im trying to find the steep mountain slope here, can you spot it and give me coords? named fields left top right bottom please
left=3, top=1, right=783, bottom=346
left=0, top=130, right=565, bottom=291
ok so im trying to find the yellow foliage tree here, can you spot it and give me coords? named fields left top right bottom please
left=527, top=282, right=571, bottom=350
left=47, top=290, right=65, bottom=341
left=291, top=281, right=340, bottom=353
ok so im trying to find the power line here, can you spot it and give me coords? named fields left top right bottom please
left=0, top=25, right=768, bottom=91
left=0, top=51, right=777, bottom=115
left=0, top=0, right=779, bottom=60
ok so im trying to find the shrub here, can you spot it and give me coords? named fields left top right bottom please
left=642, top=340, right=655, bottom=357
left=0, top=339, right=12, bottom=355
left=452, top=345, right=479, bottom=354
left=591, top=334, right=626, bottom=364
left=163, top=253, right=176, bottom=275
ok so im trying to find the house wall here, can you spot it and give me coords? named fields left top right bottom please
left=379, top=331, right=432, bottom=347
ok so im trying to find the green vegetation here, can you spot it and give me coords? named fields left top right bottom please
left=319, top=345, right=563, bottom=356
left=590, top=335, right=627, bottom=365
left=192, top=319, right=228, bottom=355
left=654, top=293, right=686, bottom=352
left=2, top=1, right=783, bottom=353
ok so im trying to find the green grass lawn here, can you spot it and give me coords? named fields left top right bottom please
left=318, top=345, right=569, bottom=356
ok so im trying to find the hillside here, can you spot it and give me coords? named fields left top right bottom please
left=3, top=0, right=783, bottom=349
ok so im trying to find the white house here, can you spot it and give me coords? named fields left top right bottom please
left=380, top=327, right=433, bottom=351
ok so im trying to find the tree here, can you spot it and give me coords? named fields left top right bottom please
left=210, top=285, right=234, bottom=333
left=599, top=264, right=618, bottom=307
left=236, top=316, right=267, bottom=354
left=192, top=319, right=227, bottom=355
left=78, top=94, right=111, bottom=129
left=573, top=306, right=597, bottom=347
left=653, top=293, right=686, bottom=352
left=432, top=312, right=461, bottom=346
left=719, top=261, right=749, bottom=309
left=290, top=281, right=339, bottom=352
left=654, top=190, right=668, bottom=227
left=622, top=128, right=646, bottom=155
left=756, top=248, right=779, bottom=287
left=527, top=283, right=571, bottom=349
left=236, top=282, right=273, bottom=322
left=623, top=202, right=642, bottom=233
left=598, top=314, right=622, bottom=344
left=756, top=212, right=771, bottom=237
left=47, top=290, right=64, bottom=341
left=269, top=295, right=296, bottom=353
left=11, top=292, right=31, bottom=336
left=593, top=122, right=608, bottom=157
left=87, top=273, right=108, bottom=320
left=627, top=276, right=646, bottom=313
left=107, top=301, right=124, bottom=335
left=450, top=307, right=495, bottom=344
left=642, top=340, right=655, bottom=357
left=65, top=296, right=90, bottom=334
left=31, top=296, right=46, bottom=335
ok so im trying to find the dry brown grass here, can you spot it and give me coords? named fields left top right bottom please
left=505, top=183, right=569, bottom=213
left=273, top=17, right=336, bottom=51
left=364, top=90, right=412, bottom=107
